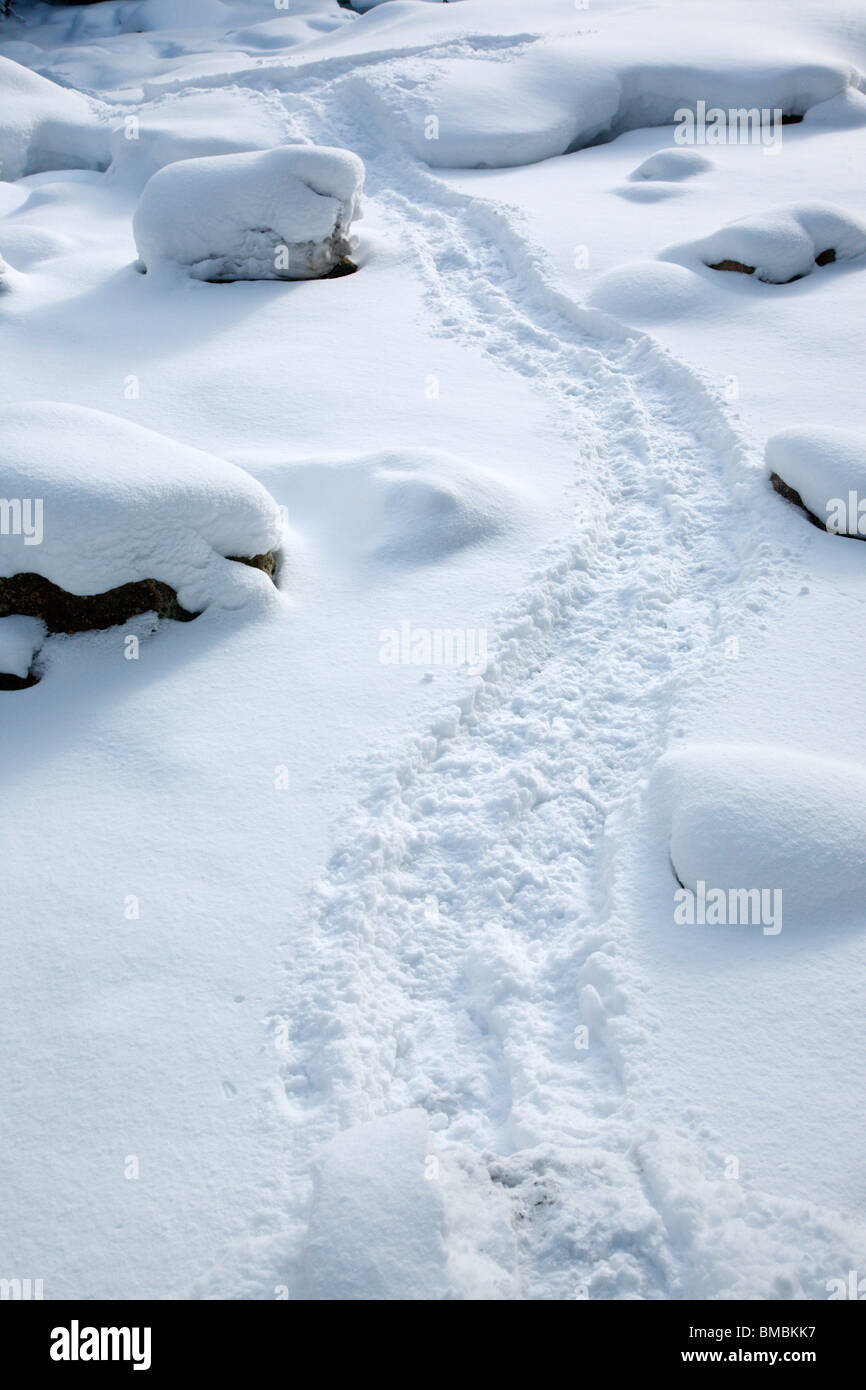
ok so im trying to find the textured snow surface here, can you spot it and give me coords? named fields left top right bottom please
left=3, top=0, right=866, bottom=1304
left=132, top=144, right=364, bottom=279
left=0, top=402, right=283, bottom=610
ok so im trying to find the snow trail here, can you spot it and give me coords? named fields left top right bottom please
left=185, top=69, right=810, bottom=1299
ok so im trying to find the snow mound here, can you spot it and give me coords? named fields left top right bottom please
left=630, top=148, right=714, bottom=181
left=0, top=403, right=283, bottom=617
left=302, top=1111, right=449, bottom=1300
left=652, top=743, right=866, bottom=925
left=766, top=425, right=866, bottom=535
left=132, top=144, right=364, bottom=281
left=588, top=260, right=707, bottom=324
left=389, top=35, right=858, bottom=169
left=0, top=55, right=109, bottom=182
left=662, top=202, right=866, bottom=283
left=108, top=90, right=292, bottom=185
left=270, top=448, right=517, bottom=566
left=0, top=616, right=45, bottom=681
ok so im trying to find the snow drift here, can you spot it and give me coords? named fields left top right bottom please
left=132, top=144, right=364, bottom=281
left=273, top=448, right=518, bottom=567
left=662, top=202, right=866, bottom=283
left=0, top=55, right=109, bottom=182
left=0, top=402, right=283, bottom=619
left=652, top=743, right=866, bottom=926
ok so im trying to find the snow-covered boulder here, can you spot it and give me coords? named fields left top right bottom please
left=0, top=402, right=283, bottom=627
left=0, top=55, right=109, bottom=182
left=662, top=202, right=866, bottom=283
left=132, top=145, right=364, bottom=281
left=767, top=426, right=866, bottom=535
left=652, top=743, right=866, bottom=928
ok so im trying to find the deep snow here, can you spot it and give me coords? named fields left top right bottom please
left=2, top=0, right=866, bottom=1303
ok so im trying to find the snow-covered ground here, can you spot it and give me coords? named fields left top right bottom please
left=2, top=0, right=866, bottom=1301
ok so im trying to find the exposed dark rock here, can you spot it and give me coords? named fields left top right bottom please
left=0, top=572, right=199, bottom=632
left=707, top=258, right=756, bottom=275
left=321, top=257, right=358, bottom=279
left=0, top=551, right=278, bottom=687
left=815, top=247, right=836, bottom=266
left=770, top=471, right=863, bottom=538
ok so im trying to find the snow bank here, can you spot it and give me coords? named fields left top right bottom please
left=276, top=448, right=517, bottom=567
left=652, top=743, right=866, bottom=925
left=766, top=426, right=866, bottom=534
left=0, top=55, right=109, bottom=182
left=390, top=36, right=859, bottom=169
left=0, top=403, right=283, bottom=616
left=109, top=90, right=292, bottom=184
left=132, top=144, right=364, bottom=280
left=302, top=1111, right=449, bottom=1300
left=662, top=202, right=866, bottom=283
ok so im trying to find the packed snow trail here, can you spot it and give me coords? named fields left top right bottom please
left=181, top=69, right=866, bottom=1298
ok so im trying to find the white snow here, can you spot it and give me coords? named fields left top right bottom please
left=108, top=90, right=293, bottom=185
left=630, top=148, right=714, bottom=181
left=301, top=1110, right=449, bottom=1300
left=132, top=144, right=364, bottom=280
left=652, top=742, right=866, bottom=924
left=0, top=54, right=109, bottom=181
left=767, top=425, right=866, bottom=534
left=4, top=0, right=866, bottom=1306
left=662, top=201, right=866, bottom=282
left=0, top=402, right=283, bottom=613
left=0, top=615, right=46, bottom=679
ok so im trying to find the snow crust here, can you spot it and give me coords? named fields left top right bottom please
left=0, top=402, right=283, bottom=613
left=132, top=144, right=364, bottom=280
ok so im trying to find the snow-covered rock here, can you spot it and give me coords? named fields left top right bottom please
left=662, top=202, right=866, bottom=283
left=132, top=144, right=364, bottom=281
left=766, top=426, right=866, bottom=534
left=0, top=55, right=109, bottom=182
left=0, top=402, right=283, bottom=617
left=652, top=743, right=866, bottom=925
